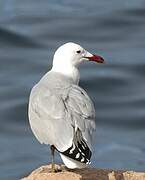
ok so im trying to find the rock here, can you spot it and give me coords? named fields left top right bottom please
left=22, top=164, right=145, bottom=180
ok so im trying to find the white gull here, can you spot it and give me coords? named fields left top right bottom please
left=28, top=42, right=104, bottom=171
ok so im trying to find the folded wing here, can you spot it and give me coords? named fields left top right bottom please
left=29, top=83, right=96, bottom=163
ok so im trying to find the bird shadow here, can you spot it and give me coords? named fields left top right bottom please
left=68, top=167, right=126, bottom=180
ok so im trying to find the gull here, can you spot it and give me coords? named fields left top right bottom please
left=28, top=42, right=104, bottom=171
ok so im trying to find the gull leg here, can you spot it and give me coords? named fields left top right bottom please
left=50, top=145, right=55, bottom=172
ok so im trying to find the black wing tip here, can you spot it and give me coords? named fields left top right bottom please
left=60, top=141, right=92, bottom=164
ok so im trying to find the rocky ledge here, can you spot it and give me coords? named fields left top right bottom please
left=22, top=164, right=145, bottom=180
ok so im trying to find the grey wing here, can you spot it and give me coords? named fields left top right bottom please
left=60, top=84, right=96, bottom=163
left=62, top=84, right=96, bottom=149
left=29, top=84, right=73, bottom=152
left=29, top=83, right=96, bottom=163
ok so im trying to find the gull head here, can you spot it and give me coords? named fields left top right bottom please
left=52, top=42, right=104, bottom=69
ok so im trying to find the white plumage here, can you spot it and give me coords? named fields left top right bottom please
left=28, top=42, right=104, bottom=169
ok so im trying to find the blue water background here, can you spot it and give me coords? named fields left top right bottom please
left=0, top=0, right=145, bottom=179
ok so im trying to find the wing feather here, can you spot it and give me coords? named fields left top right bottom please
left=29, top=83, right=96, bottom=154
left=62, top=84, right=96, bottom=149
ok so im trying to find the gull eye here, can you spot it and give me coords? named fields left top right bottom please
left=76, top=50, right=81, bottom=54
